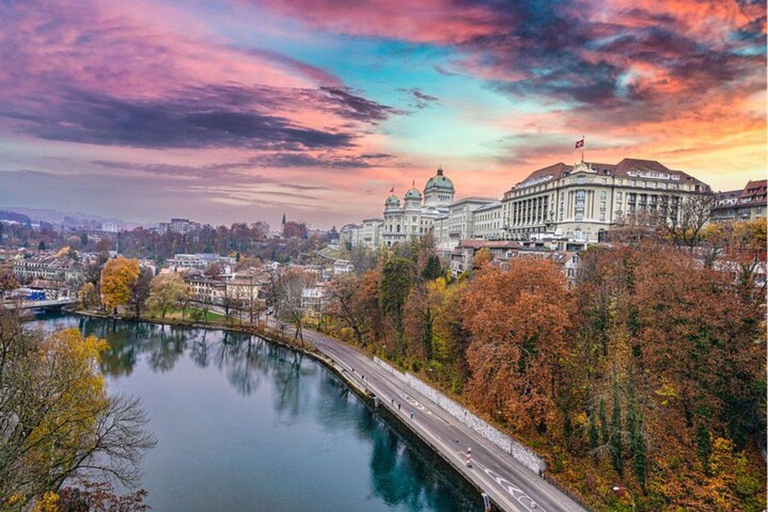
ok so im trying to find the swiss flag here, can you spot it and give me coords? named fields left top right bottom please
left=575, top=138, right=584, bottom=149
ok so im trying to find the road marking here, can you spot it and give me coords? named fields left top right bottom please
left=403, top=394, right=433, bottom=415
left=296, top=327, right=577, bottom=512
left=474, top=460, right=546, bottom=512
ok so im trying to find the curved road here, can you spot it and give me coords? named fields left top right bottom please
left=274, top=320, right=586, bottom=512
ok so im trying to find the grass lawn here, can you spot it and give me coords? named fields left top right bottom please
left=146, top=308, right=226, bottom=323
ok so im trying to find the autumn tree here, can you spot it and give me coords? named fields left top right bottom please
left=235, top=256, right=263, bottom=272
left=127, top=267, right=153, bottom=319
left=662, top=192, right=715, bottom=248
left=146, top=273, right=190, bottom=319
left=275, top=269, right=315, bottom=345
left=403, top=278, right=450, bottom=362
left=100, top=258, right=140, bottom=314
left=0, top=309, right=155, bottom=507
left=0, top=270, right=18, bottom=293
left=77, top=282, right=99, bottom=310
left=472, top=247, right=493, bottom=270
left=461, top=259, right=571, bottom=433
left=324, top=274, right=370, bottom=346
left=282, top=221, right=307, bottom=239
left=204, top=261, right=222, bottom=279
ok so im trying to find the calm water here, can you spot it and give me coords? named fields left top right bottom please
left=34, top=313, right=481, bottom=512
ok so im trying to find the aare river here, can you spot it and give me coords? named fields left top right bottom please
left=34, top=313, right=481, bottom=512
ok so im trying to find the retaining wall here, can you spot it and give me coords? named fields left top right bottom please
left=373, top=357, right=545, bottom=475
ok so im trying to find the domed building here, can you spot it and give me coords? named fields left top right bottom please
left=381, top=168, right=457, bottom=247
left=423, top=166, right=455, bottom=206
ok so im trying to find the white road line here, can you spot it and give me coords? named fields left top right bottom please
left=474, top=460, right=546, bottom=512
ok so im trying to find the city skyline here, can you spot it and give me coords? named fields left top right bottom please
left=0, top=0, right=765, bottom=228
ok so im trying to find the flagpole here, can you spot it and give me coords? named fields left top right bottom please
left=581, top=135, right=585, bottom=163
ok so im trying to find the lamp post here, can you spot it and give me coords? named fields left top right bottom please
left=612, top=486, right=635, bottom=512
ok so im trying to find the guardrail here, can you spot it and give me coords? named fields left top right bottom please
left=373, top=356, right=546, bottom=475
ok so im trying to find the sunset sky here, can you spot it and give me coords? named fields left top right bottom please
left=0, top=0, right=765, bottom=228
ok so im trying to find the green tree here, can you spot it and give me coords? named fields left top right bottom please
left=380, top=256, right=414, bottom=354
left=421, top=254, right=442, bottom=281
left=609, top=385, right=624, bottom=476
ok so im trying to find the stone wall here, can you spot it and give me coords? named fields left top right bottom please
left=373, top=357, right=545, bottom=475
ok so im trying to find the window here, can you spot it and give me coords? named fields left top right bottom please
left=602, top=178, right=607, bottom=184
left=600, top=190, right=607, bottom=200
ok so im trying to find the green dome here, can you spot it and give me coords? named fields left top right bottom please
left=405, top=188, right=422, bottom=199
left=385, top=194, right=400, bottom=206
left=424, top=167, right=454, bottom=191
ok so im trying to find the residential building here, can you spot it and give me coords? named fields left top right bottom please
left=186, top=275, right=225, bottom=305
left=449, top=239, right=581, bottom=280
left=166, top=253, right=235, bottom=272
left=13, top=255, right=85, bottom=284
left=301, top=286, right=326, bottom=315
left=359, top=218, right=384, bottom=249
left=158, top=218, right=200, bottom=235
left=333, top=259, right=354, bottom=275
left=711, top=179, right=767, bottom=222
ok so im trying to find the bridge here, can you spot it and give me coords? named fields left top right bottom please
left=3, top=298, right=78, bottom=311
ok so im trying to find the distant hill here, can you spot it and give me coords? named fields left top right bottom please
left=0, top=210, right=32, bottom=224
left=0, top=207, right=141, bottom=230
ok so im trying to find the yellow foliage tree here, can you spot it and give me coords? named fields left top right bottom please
left=100, top=258, right=140, bottom=314
left=147, top=273, right=191, bottom=319
left=0, top=314, right=155, bottom=508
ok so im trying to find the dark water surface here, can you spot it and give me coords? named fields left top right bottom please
left=34, top=313, right=481, bottom=512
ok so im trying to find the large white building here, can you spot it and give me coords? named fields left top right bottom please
left=381, top=167, right=457, bottom=247
left=502, top=158, right=711, bottom=243
left=345, top=158, right=713, bottom=251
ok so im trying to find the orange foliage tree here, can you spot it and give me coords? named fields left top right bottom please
left=461, top=259, right=571, bottom=433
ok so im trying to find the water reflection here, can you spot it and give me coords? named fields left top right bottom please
left=34, top=314, right=481, bottom=512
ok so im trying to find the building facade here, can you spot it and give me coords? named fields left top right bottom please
left=381, top=167, right=456, bottom=247
left=13, top=256, right=85, bottom=284
left=346, top=157, right=715, bottom=251
left=501, top=159, right=711, bottom=243
left=158, top=218, right=200, bottom=235
left=711, top=179, right=767, bottom=222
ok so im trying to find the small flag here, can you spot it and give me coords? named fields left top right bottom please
left=389, top=186, right=395, bottom=194
left=575, top=138, right=584, bottom=149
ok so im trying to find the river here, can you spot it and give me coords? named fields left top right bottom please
left=33, top=313, right=481, bottom=512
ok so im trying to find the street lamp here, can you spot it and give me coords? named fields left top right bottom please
left=612, top=486, right=635, bottom=512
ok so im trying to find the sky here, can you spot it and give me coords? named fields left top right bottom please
left=0, top=0, right=765, bottom=229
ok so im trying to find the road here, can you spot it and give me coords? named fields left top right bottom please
left=263, top=317, right=586, bottom=512
left=3, top=298, right=77, bottom=310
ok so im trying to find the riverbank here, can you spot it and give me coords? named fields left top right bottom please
left=69, top=309, right=585, bottom=512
